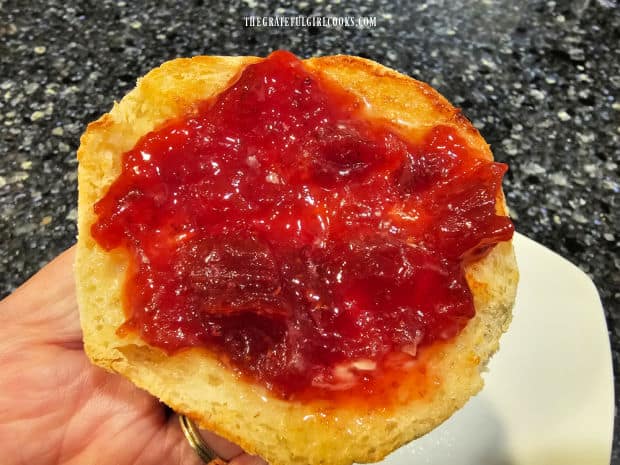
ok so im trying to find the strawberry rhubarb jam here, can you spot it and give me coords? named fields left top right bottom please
left=92, top=51, right=514, bottom=400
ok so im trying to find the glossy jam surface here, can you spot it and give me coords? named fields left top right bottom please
left=92, top=51, right=514, bottom=399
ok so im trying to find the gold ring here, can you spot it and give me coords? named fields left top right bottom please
left=179, top=415, right=229, bottom=465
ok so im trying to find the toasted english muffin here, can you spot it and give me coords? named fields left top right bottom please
left=76, top=54, right=518, bottom=465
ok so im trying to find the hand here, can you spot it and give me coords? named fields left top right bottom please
left=0, top=246, right=266, bottom=465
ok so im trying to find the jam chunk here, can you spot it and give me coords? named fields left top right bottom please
left=92, top=51, right=514, bottom=399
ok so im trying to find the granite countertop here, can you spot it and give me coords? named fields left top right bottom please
left=1, top=0, right=618, bottom=461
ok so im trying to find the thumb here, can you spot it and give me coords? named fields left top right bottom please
left=0, top=246, right=82, bottom=349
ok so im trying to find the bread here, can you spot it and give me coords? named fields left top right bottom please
left=76, top=54, right=518, bottom=465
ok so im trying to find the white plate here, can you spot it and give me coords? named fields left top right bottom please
left=377, top=233, right=614, bottom=465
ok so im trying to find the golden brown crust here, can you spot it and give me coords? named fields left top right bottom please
left=76, top=54, right=518, bottom=465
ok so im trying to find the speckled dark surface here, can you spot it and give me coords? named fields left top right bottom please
left=1, top=0, right=618, bottom=461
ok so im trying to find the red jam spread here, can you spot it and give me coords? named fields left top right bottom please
left=92, top=51, right=514, bottom=400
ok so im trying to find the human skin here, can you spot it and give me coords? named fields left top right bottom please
left=0, top=246, right=265, bottom=465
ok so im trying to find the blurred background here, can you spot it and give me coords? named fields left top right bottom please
left=1, top=0, right=618, bottom=461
